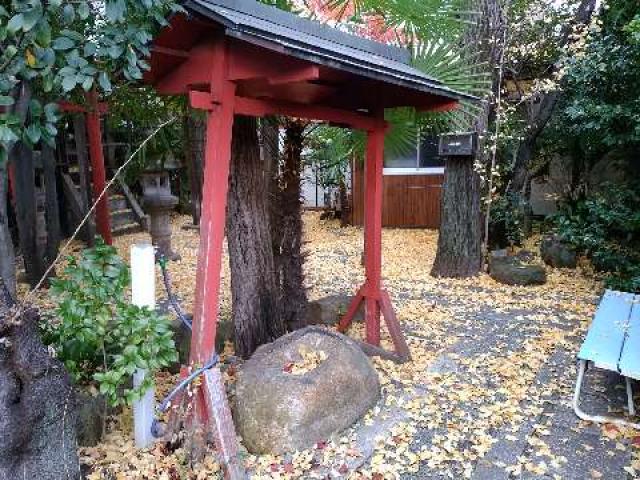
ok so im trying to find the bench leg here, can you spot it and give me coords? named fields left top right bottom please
left=626, top=377, right=636, bottom=417
left=573, top=360, right=640, bottom=429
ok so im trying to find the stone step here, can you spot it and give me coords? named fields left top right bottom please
left=111, top=222, right=143, bottom=236
left=109, top=194, right=128, bottom=212
left=110, top=208, right=137, bottom=229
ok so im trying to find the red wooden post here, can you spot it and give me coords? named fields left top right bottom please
left=85, top=90, right=112, bottom=245
left=363, top=124, right=384, bottom=346
left=339, top=112, right=410, bottom=362
left=188, top=38, right=245, bottom=479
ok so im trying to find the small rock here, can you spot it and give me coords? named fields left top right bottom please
left=303, top=294, right=363, bottom=326
left=234, top=326, right=380, bottom=454
left=489, top=251, right=547, bottom=286
left=75, top=389, right=107, bottom=447
left=540, top=235, right=577, bottom=269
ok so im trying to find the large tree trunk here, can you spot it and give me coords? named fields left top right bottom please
left=13, top=142, right=48, bottom=287
left=431, top=156, right=482, bottom=277
left=432, top=0, right=505, bottom=277
left=0, top=162, right=16, bottom=298
left=42, top=145, right=61, bottom=269
left=0, top=301, right=80, bottom=480
left=185, top=108, right=205, bottom=226
left=226, top=116, right=284, bottom=358
left=276, top=121, right=308, bottom=330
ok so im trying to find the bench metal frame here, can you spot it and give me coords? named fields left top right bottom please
left=573, top=359, right=639, bottom=429
left=573, top=290, right=639, bottom=429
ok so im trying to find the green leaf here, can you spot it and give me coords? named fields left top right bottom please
left=81, top=76, right=94, bottom=91
left=98, top=71, right=111, bottom=92
left=52, top=36, right=75, bottom=50
left=105, top=0, right=126, bottom=22
left=0, top=96, right=14, bottom=107
left=6, top=14, right=24, bottom=34
left=0, top=125, right=19, bottom=144
left=25, top=124, right=41, bottom=145
left=61, top=75, right=77, bottom=92
left=22, top=7, right=42, bottom=32
left=35, top=21, right=52, bottom=46
left=77, top=2, right=90, bottom=20
left=44, top=103, right=58, bottom=122
left=61, top=4, right=75, bottom=23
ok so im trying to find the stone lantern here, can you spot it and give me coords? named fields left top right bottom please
left=141, top=161, right=180, bottom=261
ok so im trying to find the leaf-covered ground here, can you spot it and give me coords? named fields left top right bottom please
left=66, top=213, right=639, bottom=479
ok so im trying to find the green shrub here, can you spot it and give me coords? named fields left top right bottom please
left=552, top=184, right=640, bottom=292
left=489, top=192, right=526, bottom=249
left=45, top=240, right=178, bottom=406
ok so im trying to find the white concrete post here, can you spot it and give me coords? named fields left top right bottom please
left=131, top=243, right=156, bottom=448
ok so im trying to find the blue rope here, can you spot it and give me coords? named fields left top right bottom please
left=151, top=354, right=220, bottom=438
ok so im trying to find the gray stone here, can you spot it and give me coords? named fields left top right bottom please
left=75, top=389, right=107, bottom=447
left=234, top=326, right=380, bottom=454
left=303, top=294, right=363, bottom=326
left=541, top=235, right=577, bottom=268
left=0, top=309, right=80, bottom=480
left=489, top=252, right=547, bottom=286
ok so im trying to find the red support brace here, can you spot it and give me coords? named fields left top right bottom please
left=85, top=90, right=112, bottom=245
left=188, top=38, right=246, bottom=480
left=339, top=112, right=410, bottom=362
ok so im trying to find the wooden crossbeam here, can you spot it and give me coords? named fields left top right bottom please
left=234, top=96, right=384, bottom=131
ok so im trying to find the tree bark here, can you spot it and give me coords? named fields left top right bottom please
left=42, top=145, right=61, bottom=269
left=276, top=120, right=308, bottom=330
left=0, top=161, right=16, bottom=299
left=226, top=116, right=284, bottom=358
left=13, top=142, right=47, bottom=287
left=431, top=0, right=506, bottom=277
left=431, top=156, right=482, bottom=277
left=0, top=306, right=80, bottom=480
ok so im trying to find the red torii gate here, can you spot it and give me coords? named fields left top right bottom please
left=145, top=0, right=473, bottom=476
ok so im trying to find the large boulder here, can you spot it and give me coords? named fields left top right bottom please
left=489, top=250, right=547, bottom=286
left=0, top=308, right=80, bottom=480
left=303, top=294, right=363, bottom=326
left=234, top=326, right=380, bottom=454
left=540, top=235, right=577, bottom=269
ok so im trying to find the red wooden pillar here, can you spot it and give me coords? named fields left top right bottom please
left=339, top=112, right=410, bottom=362
left=188, top=39, right=245, bottom=480
left=363, top=125, right=384, bottom=346
left=85, top=90, right=112, bottom=245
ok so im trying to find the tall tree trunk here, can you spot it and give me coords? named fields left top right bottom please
left=42, top=145, right=61, bottom=269
left=226, top=116, right=284, bottom=358
left=0, top=161, right=16, bottom=299
left=13, top=142, right=47, bottom=287
left=185, top=108, right=205, bottom=226
left=431, top=156, right=482, bottom=277
left=432, top=0, right=506, bottom=277
left=277, top=120, right=308, bottom=330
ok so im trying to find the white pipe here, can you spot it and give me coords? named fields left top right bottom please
left=131, top=243, right=157, bottom=448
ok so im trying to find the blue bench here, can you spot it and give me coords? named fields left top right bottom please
left=573, top=290, right=640, bottom=428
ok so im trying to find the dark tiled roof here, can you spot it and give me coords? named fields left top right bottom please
left=183, top=0, right=476, bottom=102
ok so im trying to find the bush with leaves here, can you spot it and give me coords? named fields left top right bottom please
left=45, top=240, right=177, bottom=406
left=551, top=184, right=640, bottom=292
left=488, top=192, right=526, bottom=250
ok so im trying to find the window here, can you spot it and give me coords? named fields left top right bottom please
left=383, top=135, right=445, bottom=175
